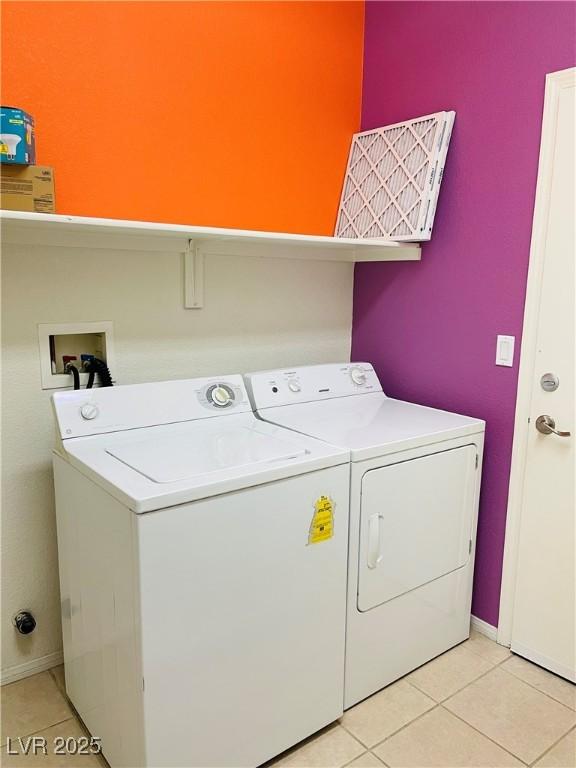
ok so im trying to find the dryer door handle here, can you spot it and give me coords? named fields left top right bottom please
left=367, top=513, right=384, bottom=569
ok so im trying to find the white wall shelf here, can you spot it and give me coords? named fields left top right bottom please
left=0, top=210, right=420, bottom=261
left=1, top=210, right=421, bottom=308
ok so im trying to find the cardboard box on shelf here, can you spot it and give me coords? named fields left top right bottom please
left=1, top=165, right=55, bottom=212
left=0, top=106, right=36, bottom=164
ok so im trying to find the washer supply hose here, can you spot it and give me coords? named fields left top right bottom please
left=85, top=357, right=114, bottom=388
left=65, top=363, right=80, bottom=390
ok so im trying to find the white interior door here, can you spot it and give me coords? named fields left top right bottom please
left=508, top=69, right=575, bottom=681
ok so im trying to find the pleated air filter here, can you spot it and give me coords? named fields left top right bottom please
left=336, top=111, right=455, bottom=242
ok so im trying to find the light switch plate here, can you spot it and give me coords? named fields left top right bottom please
left=496, top=335, right=515, bottom=367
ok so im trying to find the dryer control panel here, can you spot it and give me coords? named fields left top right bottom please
left=245, top=363, right=383, bottom=410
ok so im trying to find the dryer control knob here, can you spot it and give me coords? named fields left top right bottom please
left=288, top=381, right=301, bottom=393
left=80, top=403, right=99, bottom=420
left=211, top=386, right=232, bottom=407
left=350, top=367, right=366, bottom=385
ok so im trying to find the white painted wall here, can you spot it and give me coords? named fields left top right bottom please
left=1, top=243, right=353, bottom=681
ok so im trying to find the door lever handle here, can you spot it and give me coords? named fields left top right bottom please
left=535, top=414, right=571, bottom=437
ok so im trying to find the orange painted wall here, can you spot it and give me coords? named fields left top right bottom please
left=1, top=1, right=363, bottom=234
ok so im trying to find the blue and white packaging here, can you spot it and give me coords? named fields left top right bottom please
left=0, top=106, right=36, bottom=164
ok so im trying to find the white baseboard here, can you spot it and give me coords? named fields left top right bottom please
left=471, top=615, right=499, bottom=642
left=1, top=650, right=63, bottom=686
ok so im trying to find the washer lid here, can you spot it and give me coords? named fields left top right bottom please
left=57, top=412, right=350, bottom=513
left=107, top=426, right=307, bottom=483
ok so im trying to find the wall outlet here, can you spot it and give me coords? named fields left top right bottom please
left=38, top=321, right=115, bottom=389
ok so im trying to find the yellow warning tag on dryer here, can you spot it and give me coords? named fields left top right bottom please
left=308, top=496, right=334, bottom=544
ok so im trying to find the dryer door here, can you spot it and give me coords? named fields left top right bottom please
left=358, top=445, right=477, bottom=612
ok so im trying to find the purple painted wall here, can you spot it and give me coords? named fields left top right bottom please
left=353, top=1, right=575, bottom=626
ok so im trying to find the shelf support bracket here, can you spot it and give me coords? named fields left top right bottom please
left=183, top=240, right=204, bottom=309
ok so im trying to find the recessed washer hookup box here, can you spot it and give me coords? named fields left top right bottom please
left=0, top=106, right=36, bottom=164
left=1, top=165, right=55, bottom=212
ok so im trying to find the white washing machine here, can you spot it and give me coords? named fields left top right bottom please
left=51, top=375, right=350, bottom=767
left=245, top=363, right=485, bottom=707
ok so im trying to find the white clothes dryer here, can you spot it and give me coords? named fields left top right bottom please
left=245, top=363, right=485, bottom=707
left=51, top=375, right=350, bottom=767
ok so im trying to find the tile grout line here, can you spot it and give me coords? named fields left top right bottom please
left=366, top=654, right=530, bottom=761
left=272, top=721, right=365, bottom=767
left=338, top=681, right=437, bottom=749
left=48, top=666, right=66, bottom=696
left=1, top=670, right=75, bottom=749
left=230, top=656, right=570, bottom=768
left=341, top=749, right=370, bottom=768
left=464, top=639, right=513, bottom=667
left=336, top=721, right=371, bottom=752
left=479, top=639, right=576, bottom=711
left=1, top=715, right=79, bottom=746
left=498, top=659, right=576, bottom=712
left=440, top=703, right=531, bottom=766
left=359, top=701, right=442, bottom=753
left=527, top=724, right=575, bottom=767
left=339, top=644, right=509, bottom=755
left=404, top=647, right=509, bottom=703
left=436, top=653, right=573, bottom=765
left=340, top=747, right=391, bottom=768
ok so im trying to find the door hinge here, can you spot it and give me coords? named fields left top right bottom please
left=469, top=539, right=473, bottom=554
left=475, top=454, right=479, bottom=469
left=142, top=677, right=145, bottom=692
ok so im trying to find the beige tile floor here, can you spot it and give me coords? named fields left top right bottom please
left=1, top=632, right=574, bottom=767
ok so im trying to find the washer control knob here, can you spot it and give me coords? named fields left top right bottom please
left=288, top=381, right=301, bottom=393
left=211, top=386, right=232, bottom=407
left=350, top=367, right=367, bottom=385
left=80, top=403, right=99, bottom=420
